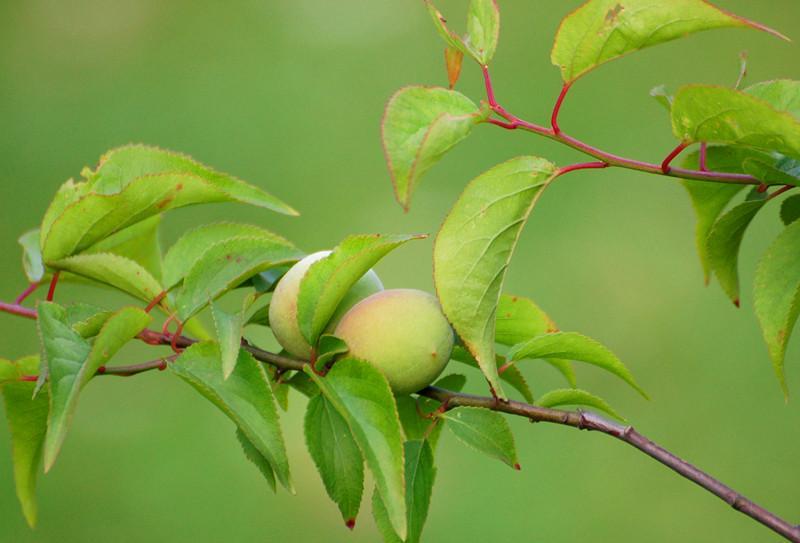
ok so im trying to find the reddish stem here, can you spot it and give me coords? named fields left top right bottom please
left=18, top=375, right=38, bottom=382
left=170, top=320, right=185, bottom=353
left=145, top=290, right=167, bottom=313
left=0, top=301, right=38, bottom=320
left=551, top=83, right=572, bottom=135
left=487, top=118, right=518, bottom=130
left=15, top=282, right=40, bottom=305
left=661, top=142, right=690, bottom=174
left=46, top=271, right=61, bottom=302
left=767, top=185, right=795, bottom=201
left=558, top=161, right=609, bottom=176
left=699, top=142, right=708, bottom=172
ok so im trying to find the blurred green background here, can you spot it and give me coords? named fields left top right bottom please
left=1, top=1, right=798, bottom=541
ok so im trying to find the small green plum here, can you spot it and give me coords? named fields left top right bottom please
left=269, top=251, right=383, bottom=358
left=334, top=289, right=454, bottom=394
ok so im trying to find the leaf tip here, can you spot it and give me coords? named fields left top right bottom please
left=345, top=518, right=356, bottom=530
left=733, top=298, right=741, bottom=308
left=513, top=462, right=521, bottom=471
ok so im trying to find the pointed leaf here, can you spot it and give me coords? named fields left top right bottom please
left=424, top=1, right=470, bottom=52
left=297, top=234, right=422, bottom=344
left=495, top=294, right=557, bottom=345
left=552, top=0, right=783, bottom=83
left=434, top=156, right=557, bottom=399
left=382, top=86, right=485, bottom=210
left=781, top=195, right=800, bottom=225
left=465, top=0, right=500, bottom=65
left=306, top=358, right=406, bottom=539
left=305, top=394, right=364, bottom=525
left=235, top=428, right=276, bottom=492
left=508, top=332, right=647, bottom=398
left=441, top=406, right=518, bottom=468
left=536, top=388, right=625, bottom=421
left=171, top=343, right=292, bottom=491
left=18, top=229, right=44, bottom=283
left=444, top=46, right=464, bottom=89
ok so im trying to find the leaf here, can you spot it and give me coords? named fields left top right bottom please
left=382, top=86, right=486, bottom=210
left=297, top=234, right=423, bottom=344
left=433, top=156, right=557, bottom=399
left=39, top=179, right=90, bottom=251
left=441, top=406, right=518, bottom=468
left=171, top=343, right=292, bottom=491
left=754, top=219, right=800, bottom=395
left=742, top=157, right=800, bottom=186
left=64, top=303, right=113, bottom=338
left=781, top=195, right=800, bottom=225
left=306, top=358, right=406, bottom=539
left=84, top=144, right=297, bottom=214
left=304, top=393, right=364, bottom=525
left=707, top=200, right=766, bottom=304
left=162, top=222, right=294, bottom=290
left=424, top=0, right=500, bottom=65
left=551, top=0, right=784, bottom=83
left=50, top=252, right=164, bottom=304
left=650, top=84, right=673, bottom=111
left=444, top=46, right=464, bottom=89
left=508, top=332, right=647, bottom=398
left=450, top=346, right=533, bottom=403
left=745, top=79, right=800, bottom=119
left=249, top=266, right=290, bottom=293
left=235, top=428, right=276, bottom=492
left=85, top=215, right=163, bottom=281
left=397, top=374, right=466, bottom=453
left=286, top=370, right=318, bottom=398
left=536, top=388, right=625, bottom=421
left=672, top=86, right=800, bottom=158
left=176, top=237, right=302, bottom=320
left=372, top=440, right=436, bottom=543
left=0, top=356, right=49, bottom=527
left=18, top=229, right=44, bottom=283
left=313, top=334, right=350, bottom=374
left=42, top=305, right=150, bottom=471
left=211, top=302, right=245, bottom=380
left=245, top=303, right=270, bottom=327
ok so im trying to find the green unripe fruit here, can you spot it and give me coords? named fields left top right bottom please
left=334, top=289, right=454, bottom=395
left=269, top=251, right=383, bottom=358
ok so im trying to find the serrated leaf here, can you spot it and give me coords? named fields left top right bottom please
left=372, top=440, right=436, bottom=543
left=536, top=388, right=625, bottom=421
left=552, top=0, right=783, bottom=83
left=382, top=86, right=485, bottom=210
left=171, top=343, right=292, bottom=491
left=441, top=406, right=518, bottom=468
left=434, top=156, right=557, bottom=399
left=211, top=302, right=245, bottom=380
left=781, top=195, right=800, bottom=225
left=754, top=219, right=800, bottom=396
left=707, top=200, right=766, bottom=304
left=18, top=229, right=44, bottom=283
left=508, top=332, right=647, bottom=398
left=450, top=346, right=533, bottom=403
left=85, top=215, right=163, bottom=281
left=84, top=144, right=297, bottom=215
left=306, top=358, right=406, bottom=539
left=163, top=222, right=294, bottom=290
left=305, top=394, right=364, bottom=525
left=42, top=305, right=150, bottom=471
left=297, top=234, right=422, bottom=344
left=672, top=86, right=800, bottom=158
left=1, top=356, right=49, bottom=527
left=176, top=237, right=302, bottom=320
left=50, top=252, right=164, bottom=305
left=235, top=428, right=276, bottom=492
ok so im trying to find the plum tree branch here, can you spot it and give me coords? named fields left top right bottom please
left=2, top=303, right=798, bottom=541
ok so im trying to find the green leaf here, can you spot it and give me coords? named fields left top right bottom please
left=64, top=303, right=113, bottom=338
left=382, top=86, right=485, bottom=210
left=18, top=229, right=44, bottom=283
left=286, top=370, right=318, bottom=398
left=754, top=219, right=800, bottom=396
left=39, top=179, right=90, bottom=251
left=424, top=0, right=500, bottom=65
left=297, top=234, right=423, bottom=344
left=306, top=358, right=406, bottom=539
left=441, top=406, right=518, bottom=468
left=536, top=388, right=625, bottom=421
left=372, top=440, right=436, bottom=543
left=313, top=334, right=350, bottom=374
left=176, top=237, right=302, bottom=320
left=235, top=428, right=276, bottom=492
left=84, top=144, right=297, bottom=214
left=1, top=356, right=49, bottom=527
left=305, top=394, right=364, bottom=526
left=552, top=0, right=783, bottom=83
left=162, top=222, right=294, bottom=290
left=781, top=195, right=800, bottom=225
left=650, top=85, right=673, bottom=112
left=85, top=215, right=163, bottom=281
left=672, top=86, right=800, bottom=158
left=211, top=302, right=246, bottom=380
left=249, top=266, right=290, bottom=293
left=245, top=303, right=270, bottom=327
left=171, top=343, right=292, bottom=491
left=742, top=157, right=800, bottom=186
left=50, top=252, right=164, bottom=305
left=745, top=79, right=800, bottom=119
left=397, top=374, right=466, bottom=452
left=450, top=346, right=533, bottom=403
left=42, top=305, right=150, bottom=471
left=508, top=332, right=647, bottom=398
left=707, top=200, right=766, bottom=305
left=433, top=156, right=557, bottom=399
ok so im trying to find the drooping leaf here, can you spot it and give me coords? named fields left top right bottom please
left=754, top=219, right=800, bottom=396
left=372, top=440, right=437, bottom=543
left=176, top=237, right=302, bottom=320
left=18, top=229, right=45, bottom=283
left=707, top=200, right=766, bottom=305
left=672, top=86, right=800, bottom=159
left=305, top=393, right=364, bottom=526
left=0, top=356, right=49, bottom=527
left=42, top=305, right=150, bottom=471
left=441, top=406, right=518, bottom=468
left=306, top=358, right=407, bottom=539
left=50, top=252, right=164, bottom=305
left=552, top=0, right=783, bottom=83
left=434, top=156, right=557, bottom=399
left=162, top=222, right=295, bottom=290
left=297, top=234, right=423, bottom=344
left=171, top=343, right=292, bottom=491
left=235, top=428, right=276, bottom=492
left=450, top=346, right=533, bottom=403
left=507, top=332, right=647, bottom=398
left=85, top=215, right=163, bottom=281
left=382, top=86, right=486, bottom=210
left=781, top=195, right=800, bottom=225
left=536, top=388, right=625, bottom=421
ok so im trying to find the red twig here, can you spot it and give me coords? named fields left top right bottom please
left=661, top=142, right=690, bottom=174
left=551, top=83, right=572, bottom=135
left=767, top=185, right=795, bottom=201
left=699, top=142, right=708, bottom=172
left=145, top=290, right=167, bottom=313
left=15, top=282, right=40, bottom=305
left=0, top=301, right=37, bottom=320
left=46, top=271, right=61, bottom=302
left=558, top=161, right=609, bottom=176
